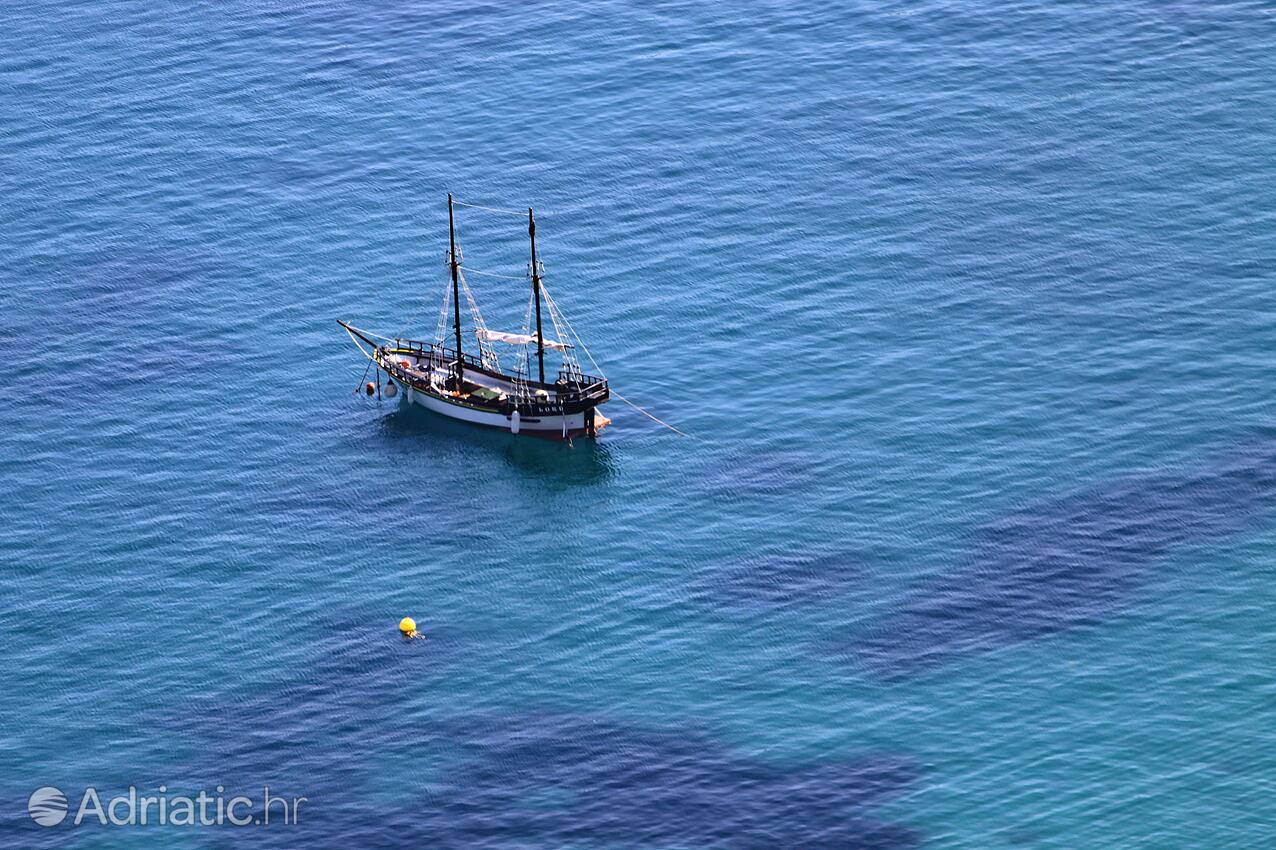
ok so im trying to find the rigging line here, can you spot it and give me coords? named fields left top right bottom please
left=344, top=325, right=399, bottom=344
left=457, top=269, right=500, bottom=369
left=451, top=199, right=525, bottom=216
left=459, top=265, right=528, bottom=280
left=541, top=286, right=605, bottom=379
left=536, top=285, right=689, bottom=437
left=511, top=287, right=536, bottom=402
left=341, top=324, right=385, bottom=368
left=435, top=276, right=452, bottom=343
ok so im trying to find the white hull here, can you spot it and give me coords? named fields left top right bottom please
left=392, top=375, right=588, bottom=437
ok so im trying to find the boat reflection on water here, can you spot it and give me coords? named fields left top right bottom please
left=379, top=399, right=617, bottom=486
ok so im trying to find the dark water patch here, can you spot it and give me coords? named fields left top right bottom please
left=142, top=615, right=465, bottom=782
left=123, top=707, right=921, bottom=849
left=0, top=618, right=468, bottom=848
left=274, top=713, right=922, bottom=850
left=30, top=251, right=255, bottom=397
left=698, top=449, right=825, bottom=500
left=132, top=694, right=922, bottom=849
left=836, top=436, right=1276, bottom=678
left=690, top=551, right=870, bottom=611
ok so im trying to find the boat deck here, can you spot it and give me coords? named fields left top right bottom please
left=383, top=351, right=558, bottom=402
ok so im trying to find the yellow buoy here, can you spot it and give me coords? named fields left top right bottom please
left=399, top=617, right=417, bottom=637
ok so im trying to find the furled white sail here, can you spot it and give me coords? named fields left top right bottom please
left=477, top=329, right=571, bottom=352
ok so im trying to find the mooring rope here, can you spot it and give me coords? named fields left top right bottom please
left=609, top=388, right=692, bottom=438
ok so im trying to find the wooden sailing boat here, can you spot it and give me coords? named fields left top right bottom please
left=339, top=194, right=611, bottom=439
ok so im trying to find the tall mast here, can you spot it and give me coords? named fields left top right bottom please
left=447, top=193, right=463, bottom=382
left=529, top=207, right=546, bottom=385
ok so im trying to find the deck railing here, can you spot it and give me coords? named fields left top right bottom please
left=382, top=339, right=609, bottom=406
left=390, top=339, right=483, bottom=369
left=557, top=377, right=609, bottom=404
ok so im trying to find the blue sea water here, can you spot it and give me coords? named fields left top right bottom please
left=3, top=0, right=1276, bottom=847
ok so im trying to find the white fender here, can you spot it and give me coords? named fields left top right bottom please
left=384, top=381, right=398, bottom=398
left=510, top=409, right=521, bottom=434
